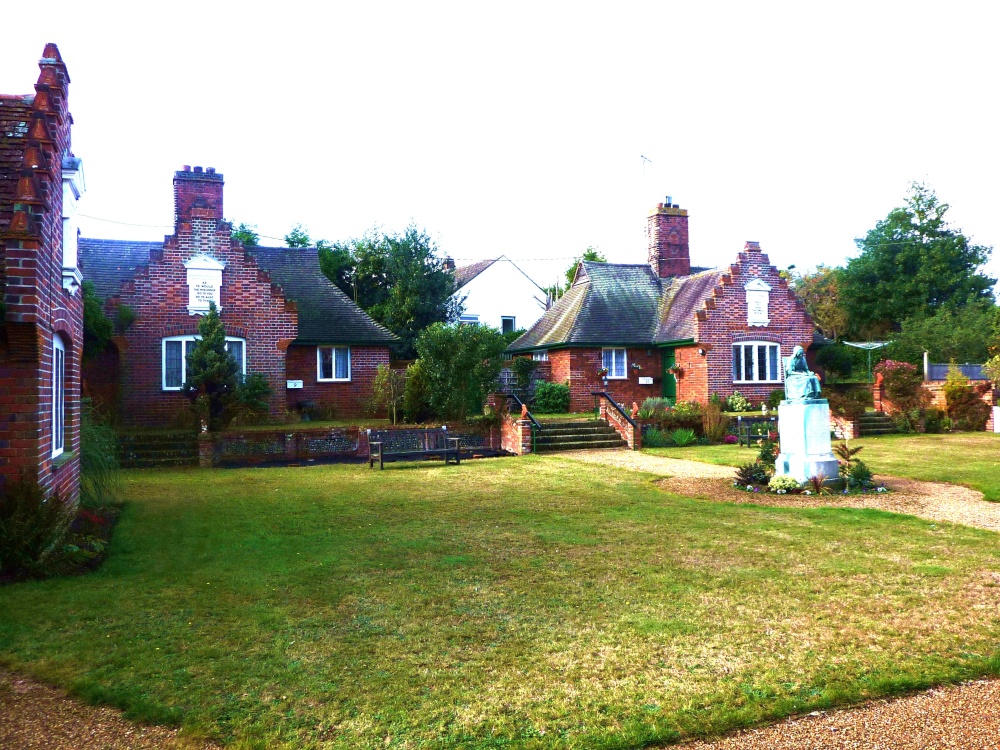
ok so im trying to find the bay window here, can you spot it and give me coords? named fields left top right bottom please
left=732, top=342, right=781, bottom=383
left=602, top=348, right=627, bottom=379
left=317, top=346, right=351, bottom=381
left=162, top=335, right=246, bottom=390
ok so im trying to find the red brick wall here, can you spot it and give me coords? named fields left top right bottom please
left=696, top=242, right=814, bottom=405
left=110, top=170, right=299, bottom=427
left=646, top=202, right=690, bottom=278
left=674, top=345, right=708, bottom=403
left=285, top=344, right=391, bottom=418
left=550, top=347, right=663, bottom=413
left=0, top=46, right=83, bottom=505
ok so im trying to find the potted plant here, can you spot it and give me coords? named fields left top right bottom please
left=667, top=364, right=684, bottom=378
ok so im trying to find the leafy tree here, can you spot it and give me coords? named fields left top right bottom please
left=887, top=301, right=1000, bottom=366
left=371, top=364, right=406, bottom=424
left=183, top=303, right=240, bottom=431
left=841, top=183, right=996, bottom=337
left=82, top=281, right=113, bottom=361
left=284, top=223, right=312, bottom=248
left=230, top=221, right=259, bottom=247
left=414, top=323, right=509, bottom=421
left=319, top=226, right=461, bottom=358
left=788, top=265, right=848, bottom=340
left=546, top=247, right=606, bottom=298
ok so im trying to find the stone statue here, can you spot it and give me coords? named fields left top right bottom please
left=783, top=345, right=822, bottom=402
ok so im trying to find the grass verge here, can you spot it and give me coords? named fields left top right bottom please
left=2, top=457, right=1000, bottom=748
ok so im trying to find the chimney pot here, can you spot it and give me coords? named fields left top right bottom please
left=206, top=167, right=215, bottom=174
left=194, top=166, right=203, bottom=173
left=183, top=165, right=191, bottom=172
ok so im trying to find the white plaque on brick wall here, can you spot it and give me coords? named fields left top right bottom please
left=286, top=380, right=304, bottom=389
left=744, top=278, right=771, bottom=327
left=638, top=376, right=653, bottom=385
left=185, top=254, right=225, bottom=315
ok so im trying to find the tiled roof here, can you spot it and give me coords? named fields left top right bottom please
left=247, top=246, right=397, bottom=344
left=0, top=95, right=33, bottom=237
left=78, top=240, right=397, bottom=345
left=453, top=258, right=496, bottom=289
left=79, top=238, right=160, bottom=300
left=509, top=261, right=722, bottom=351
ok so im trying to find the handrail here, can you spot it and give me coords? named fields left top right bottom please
left=504, top=393, right=543, bottom=432
left=590, top=391, right=637, bottom=429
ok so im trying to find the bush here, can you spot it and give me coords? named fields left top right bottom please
left=735, top=461, right=770, bottom=486
left=642, top=427, right=670, bottom=447
left=875, top=360, right=928, bottom=413
left=226, top=373, right=274, bottom=427
left=80, top=402, right=121, bottom=508
left=757, top=439, right=779, bottom=466
left=923, top=408, right=946, bottom=433
left=533, top=381, right=570, bottom=413
left=670, top=428, right=697, bottom=447
left=702, top=399, right=730, bottom=443
left=943, top=362, right=991, bottom=431
left=511, top=357, right=537, bottom=401
left=637, top=397, right=673, bottom=420
left=414, top=323, right=508, bottom=420
left=403, top=360, right=433, bottom=423
left=371, top=364, right=406, bottom=424
left=815, top=343, right=854, bottom=379
left=768, top=475, right=800, bottom=493
left=766, top=389, right=786, bottom=409
left=726, top=392, right=752, bottom=412
left=0, top=474, right=72, bottom=576
left=847, top=459, right=874, bottom=489
left=723, top=434, right=738, bottom=444
left=827, top=389, right=873, bottom=420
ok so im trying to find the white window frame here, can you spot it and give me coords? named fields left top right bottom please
left=602, top=348, right=628, bottom=379
left=317, top=346, right=352, bottom=382
left=501, top=316, right=516, bottom=335
left=52, top=335, right=66, bottom=458
left=732, top=341, right=782, bottom=384
left=161, top=335, right=247, bottom=391
left=459, top=313, right=480, bottom=324
left=532, top=350, right=549, bottom=361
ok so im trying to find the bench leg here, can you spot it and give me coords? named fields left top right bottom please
left=379, top=454, right=384, bottom=470
left=455, top=450, right=460, bottom=465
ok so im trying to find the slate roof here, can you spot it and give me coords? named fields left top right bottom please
left=78, top=240, right=397, bottom=346
left=508, top=261, right=723, bottom=351
left=0, top=95, right=33, bottom=238
left=453, top=259, right=496, bottom=289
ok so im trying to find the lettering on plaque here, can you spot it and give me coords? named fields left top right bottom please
left=184, top=254, right=226, bottom=315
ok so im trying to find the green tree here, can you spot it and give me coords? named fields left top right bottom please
left=284, top=223, right=312, bottom=248
left=230, top=221, right=259, bottom=247
left=546, top=247, right=606, bottom=298
left=183, top=303, right=240, bottom=431
left=82, top=281, right=113, bottom=361
left=788, top=265, right=848, bottom=340
left=414, top=323, right=508, bottom=421
left=841, top=183, right=996, bottom=337
left=887, top=301, right=1000, bottom=366
left=319, top=226, right=461, bottom=358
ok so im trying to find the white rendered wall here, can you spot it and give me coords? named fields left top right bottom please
left=453, top=259, right=547, bottom=332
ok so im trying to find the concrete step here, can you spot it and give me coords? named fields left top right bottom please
left=535, top=438, right=626, bottom=452
left=538, top=426, right=620, bottom=437
left=536, top=432, right=621, bottom=445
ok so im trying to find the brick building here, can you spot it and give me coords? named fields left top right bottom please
left=0, top=44, right=84, bottom=503
left=79, top=168, right=396, bottom=427
left=508, top=198, right=816, bottom=412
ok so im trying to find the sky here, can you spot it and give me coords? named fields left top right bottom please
left=3, top=1, right=999, bottom=294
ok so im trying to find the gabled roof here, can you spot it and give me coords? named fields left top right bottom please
left=78, top=240, right=397, bottom=345
left=508, top=261, right=722, bottom=351
left=452, top=255, right=546, bottom=292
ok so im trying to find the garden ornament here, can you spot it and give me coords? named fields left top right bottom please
left=783, top=345, right=822, bottom=402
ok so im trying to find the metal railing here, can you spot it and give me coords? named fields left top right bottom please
left=504, top=393, right=543, bottom=432
left=591, top=391, right=636, bottom=429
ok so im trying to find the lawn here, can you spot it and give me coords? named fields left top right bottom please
left=3, top=458, right=1000, bottom=748
left=648, top=432, right=1000, bottom=501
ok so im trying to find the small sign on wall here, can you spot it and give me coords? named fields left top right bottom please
left=638, top=376, right=653, bottom=385
left=286, top=380, right=304, bottom=389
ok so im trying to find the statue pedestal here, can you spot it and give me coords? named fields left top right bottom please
left=775, top=399, right=839, bottom=484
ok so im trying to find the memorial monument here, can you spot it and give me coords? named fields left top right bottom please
left=774, top=346, right=839, bottom=484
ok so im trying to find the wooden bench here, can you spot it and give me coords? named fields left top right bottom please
left=367, top=427, right=461, bottom=469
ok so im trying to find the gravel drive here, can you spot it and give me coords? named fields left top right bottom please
left=4, top=449, right=998, bottom=749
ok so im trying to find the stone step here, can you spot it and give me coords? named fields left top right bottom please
left=535, top=438, right=626, bottom=452
left=535, top=420, right=604, bottom=429
left=536, top=434, right=622, bottom=446
left=537, top=426, right=619, bottom=437
left=121, top=457, right=199, bottom=469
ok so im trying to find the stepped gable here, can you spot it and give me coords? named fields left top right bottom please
left=246, top=246, right=397, bottom=345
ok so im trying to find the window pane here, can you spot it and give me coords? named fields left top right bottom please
left=334, top=347, right=349, bottom=380
left=757, top=345, right=767, bottom=381
left=53, top=343, right=64, bottom=453
left=613, top=349, right=625, bottom=378
left=502, top=317, right=515, bottom=335
left=320, top=348, right=333, bottom=380
left=227, top=340, right=244, bottom=375
left=732, top=345, right=741, bottom=380
left=744, top=346, right=753, bottom=382
left=769, top=346, right=778, bottom=381
left=603, top=350, right=612, bottom=371
left=165, top=341, right=183, bottom=388
left=184, top=340, right=195, bottom=384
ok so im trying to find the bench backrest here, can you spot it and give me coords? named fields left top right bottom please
left=368, top=428, right=451, bottom=452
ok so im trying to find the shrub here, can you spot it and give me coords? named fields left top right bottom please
left=756, top=439, right=779, bottom=466
left=735, top=461, right=770, bottom=486
left=0, top=474, right=72, bottom=576
left=815, top=343, right=854, bottom=379
left=511, top=357, right=537, bottom=401
left=875, top=359, right=928, bottom=413
left=637, top=397, right=674, bottom=420
left=226, top=373, right=274, bottom=427
left=403, top=360, right=433, bottom=423
left=723, top=434, right=738, bottom=444
left=414, top=323, right=509, bottom=420
left=673, top=401, right=703, bottom=421
left=670, top=428, right=697, bottom=447
left=533, top=382, right=570, bottom=413
left=833, top=440, right=863, bottom=476
left=702, top=399, right=730, bottom=443
left=923, top=408, right=946, bottom=433
left=768, top=475, right=800, bottom=493
left=371, top=364, right=406, bottom=424
left=827, top=389, right=873, bottom=420
left=183, top=303, right=240, bottom=431
left=943, top=362, right=991, bottom=431
left=642, top=427, right=671, bottom=447
left=766, top=389, right=786, bottom=409
left=726, top=391, right=752, bottom=412
left=847, top=459, right=874, bottom=489
left=80, top=402, right=122, bottom=508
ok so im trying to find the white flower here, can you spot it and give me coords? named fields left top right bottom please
left=803, top=490, right=812, bottom=495
left=746, top=484, right=754, bottom=491
left=776, top=489, right=786, bottom=495
left=877, top=486, right=887, bottom=493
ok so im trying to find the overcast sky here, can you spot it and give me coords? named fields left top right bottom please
left=3, top=1, right=998, bottom=294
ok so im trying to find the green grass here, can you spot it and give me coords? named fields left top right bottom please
left=647, top=432, right=1000, bottom=502
left=3, top=459, right=1000, bottom=748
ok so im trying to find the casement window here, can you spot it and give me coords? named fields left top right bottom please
left=459, top=314, right=480, bottom=324
left=52, top=336, right=66, bottom=458
left=162, top=335, right=246, bottom=391
left=317, top=346, right=351, bottom=382
left=501, top=316, right=516, bottom=335
left=602, top=348, right=627, bottom=379
left=732, top=342, right=781, bottom=383
left=532, top=350, right=549, bottom=361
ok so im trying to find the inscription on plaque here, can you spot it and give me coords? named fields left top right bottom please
left=184, top=254, right=226, bottom=315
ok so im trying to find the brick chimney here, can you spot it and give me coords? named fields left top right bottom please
left=173, top=165, right=224, bottom=225
left=646, top=196, right=690, bottom=278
